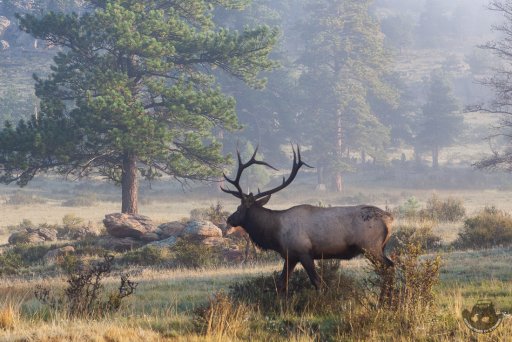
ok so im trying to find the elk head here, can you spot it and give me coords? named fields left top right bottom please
left=221, top=145, right=312, bottom=227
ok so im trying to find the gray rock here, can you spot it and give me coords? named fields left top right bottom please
left=37, top=227, right=58, bottom=241
left=157, top=221, right=186, bottom=238
left=8, top=231, right=45, bottom=244
left=182, top=220, right=222, bottom=238
left=103, top=213, right=156, bottom=238
left=140, top=232, right=160, bottom=242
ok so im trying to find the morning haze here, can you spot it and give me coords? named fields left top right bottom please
left=0, top=1, right=510, bottom=340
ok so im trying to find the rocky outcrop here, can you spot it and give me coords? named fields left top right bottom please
left=103, top=213, right=156, bottom=238
left=182, top=220, right=223, bottom=239
left=156, top=221, right=186, bottom=239
left=146, top=236, right=178, bottom=249
left=8, top=226, right=58, bottom=245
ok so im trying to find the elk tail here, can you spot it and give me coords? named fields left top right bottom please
left=381, top=211, right=394, bottom=249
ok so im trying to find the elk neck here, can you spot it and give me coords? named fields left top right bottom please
left=242, top=206, right=281, bottom=251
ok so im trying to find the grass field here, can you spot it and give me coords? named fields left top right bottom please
left=0, top=181, right=511, bottom=341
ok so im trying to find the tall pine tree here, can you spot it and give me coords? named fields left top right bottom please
left=297, top=0, right=396, bottom=191
left=0, top=0, right=278, bottom=213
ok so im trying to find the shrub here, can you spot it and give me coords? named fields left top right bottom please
left=58, top=214, right=97, bottom=240
left=0, top=250, right=23, bottom=276
left=5, top=191, right=46, bottom=205
left=454, top=206, right=512, bottom=249
left=172, top=239, right=218, bottom=269
left=386, top=219, right=442, bottom=251
left=229, top=260, right=359, bottom=315
left=5, top=219, right=34, bottom=233
left=394, top=196, right=421, bottom=219
left=421, top=194, right=465, bottom=222
left=35, top=255, right=137, bottom=318
left=11, top=243, right=55, bottom=265
left=0, top=303, right=18, bottom=330
left=119, top=245, right=171, bottom=266
left=190, top=201, right=230, bottom=227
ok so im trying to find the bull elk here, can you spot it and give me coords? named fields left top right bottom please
left=221, top=146, right=394, bottom=293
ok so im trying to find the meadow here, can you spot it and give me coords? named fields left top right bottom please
left=0, top=177, right=511, bottom=341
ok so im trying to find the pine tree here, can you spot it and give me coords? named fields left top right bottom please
left=0, top=0, right=278, bottom=213
left=415, top=70, right=462, bottom=169
left=297, top=0, right=396, bottom=191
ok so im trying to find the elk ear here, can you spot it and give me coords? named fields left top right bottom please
left=255, top=195, right=271, bottom=207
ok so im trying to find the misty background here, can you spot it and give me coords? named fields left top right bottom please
left=0, top=0, right=509, bottom=199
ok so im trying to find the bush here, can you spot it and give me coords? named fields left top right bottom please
left=5, top=191, right=46, bottom=205
left=190, top=201, right=230, bottom=228
left=35, top=255, right=137, bottom=318
left=454, top=206, right=512, bottom=249
left=386, top=219, right=442, bottom=252
left=119, top=245, right=171, bottom=266
left=11, top=243, right=55, bottom=265
left=421, top=194, right=465, bottom=222
left=394, top=197, right=421, bottom=219
left=0, top=250, right=23, bottom=276
left=172, top=239, right=218, bottom=269
left=5, top=219, right=35, bottom=233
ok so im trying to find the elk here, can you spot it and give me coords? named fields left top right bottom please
left=221, top=146, right=394, bottom=293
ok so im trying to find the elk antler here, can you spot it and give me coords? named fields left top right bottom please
left=221, top=146, right=278, bottom=198
left=253, top=145, right=312, bottom=200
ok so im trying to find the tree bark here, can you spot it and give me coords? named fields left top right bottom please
left=121, top=153, right=138, bottom=214
left=432, top=145, right=439, bottom=169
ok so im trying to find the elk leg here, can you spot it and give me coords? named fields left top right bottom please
left=299, top=255, right=321, bottom=290
left=277, top=257, right=298, bottom=294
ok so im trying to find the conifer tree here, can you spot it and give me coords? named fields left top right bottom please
left=0, top=0, right=278, bottom=213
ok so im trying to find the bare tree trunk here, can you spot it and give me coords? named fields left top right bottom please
left=335, top=172, right=343, bottom=192
left=432, top=145, right=439, bottom=169
left=316, top=165, right=326, bottom=191
left=122, top=153, right=138, bottom=214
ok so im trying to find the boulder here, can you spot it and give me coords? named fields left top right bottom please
left=140, top=232, right=160, bottom=242
left=43, top=246, right=75, bottom=263
left=61, top=226, right=97, bottom=240
left=96, top=236, right=144, bottom=252
left=103, top=213, right=156, bottom=239
left=182, top=220, right=222, bottom=239
left=157, top=221, right=186, bottom=238
left=147, top=236, right=178, bottom=249
left=37, top=227, right=58, bottom=241
left=8, top=231, right=45, bottom=244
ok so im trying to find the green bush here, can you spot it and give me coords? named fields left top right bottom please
left=395, top=197, right=421, bottom=219
left=11, top=243, right=55, bottom=265
left=386, top=219, right=442, bottom=252
left=454, top=207, right=512, bottom=249
left=5, top=219, right=35, bottom=233
left=172, top=239, right=219, bottom=269
left=119, top=245, right=171, bottom=266
left=6, top=191, right=46, bottom=205
left=421, top=194, right=465, bottom=222
left=0, top=250, right=23, bottom=275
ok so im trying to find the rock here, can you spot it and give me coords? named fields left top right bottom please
left=8, top=231, right=45, bottom=244
left=103, top=213, right=156, bottom=239
left=222, top=248, right=244, bottom=263
left=201, top=237, right=226, bottom=247
left=140, top=232, right=160, bottom=242
left=182, top=220, right=222, bottom=239
left=44, top=246, right=75, bottom=263
left=96, top=236, right=144, bottom=252
left=37, top=227, right=58, bottom=241
left=0, top=16, right=10, bottom=36
left=0, top=40, right=9, bottom=50
left=157, top=221, right=186, bottom=238
left=147, top=236, right=178, bottom=249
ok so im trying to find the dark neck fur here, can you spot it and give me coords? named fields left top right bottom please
left=242, top=207, right=281, bottom=251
